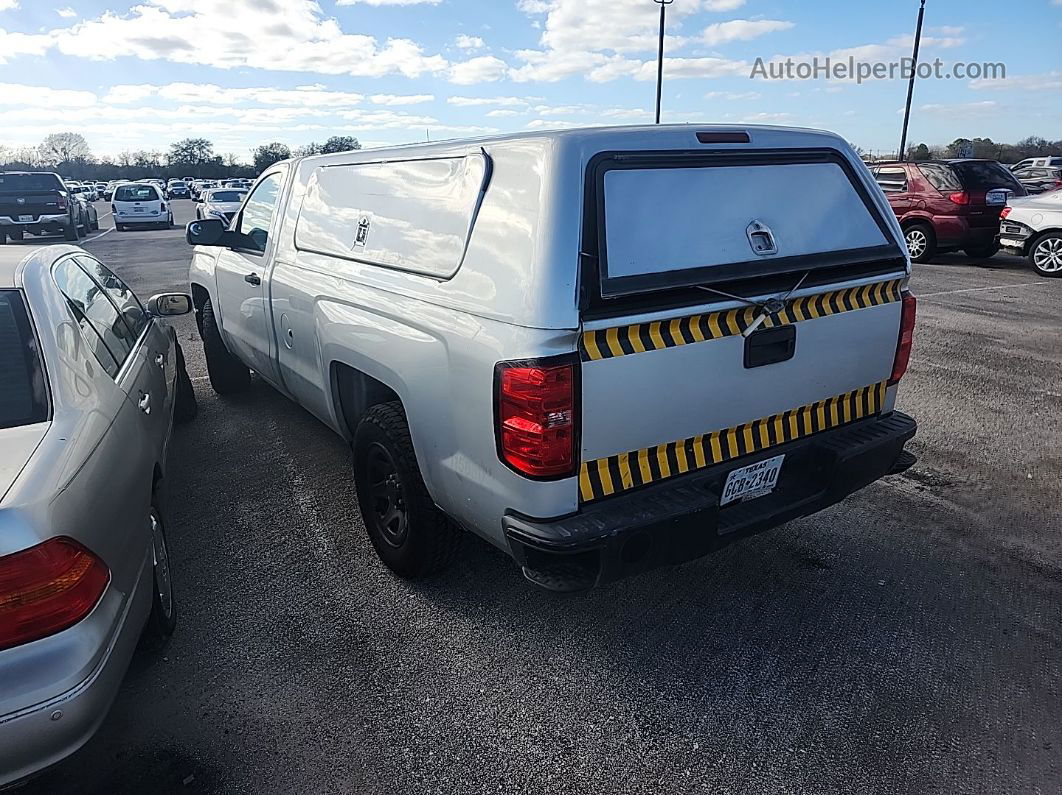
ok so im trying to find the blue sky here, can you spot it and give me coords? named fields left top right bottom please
left=0, top=0, right=1059, bottom=161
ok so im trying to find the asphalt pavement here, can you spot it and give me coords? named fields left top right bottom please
left=14, top=199, right=1062, bottom=794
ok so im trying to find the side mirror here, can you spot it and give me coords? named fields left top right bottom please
left=185, top=218, right=226, bottom=246
left=148, top=293, right=192, bottom=316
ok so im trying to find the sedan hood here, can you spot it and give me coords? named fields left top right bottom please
left=0, top=422, right=48, bottom=503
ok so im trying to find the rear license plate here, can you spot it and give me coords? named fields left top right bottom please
left=721, top=454, right=785, bottom=506
left=18, top=214, right=32, bottom=222
left=134, top=207, right=144, bottom=212
left=986, top=189, right=1009, bottom=205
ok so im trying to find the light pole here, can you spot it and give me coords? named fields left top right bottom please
left=653, top=0, right=673, bottom=124
left=898, top=0, right=926, bottom=161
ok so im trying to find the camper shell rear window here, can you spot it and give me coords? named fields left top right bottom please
left=581, top=149, right=904, bottom=308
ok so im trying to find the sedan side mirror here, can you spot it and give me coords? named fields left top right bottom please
left=148, top=293, right=192, bottom=316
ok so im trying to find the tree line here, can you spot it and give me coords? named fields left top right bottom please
left=3, top=131, right=1058, bottom=181
left=0, top=132, right=362, bottom=181
left=903, top=136, right=1062, bottom=163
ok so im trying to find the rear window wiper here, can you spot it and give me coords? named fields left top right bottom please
left=697, top=269, right=810, bottom=337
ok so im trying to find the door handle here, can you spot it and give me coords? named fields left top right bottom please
left=244, top=273, right=262, bottom=286
left=154, top=353, right=165, bottom=369
left=138, top=392, right=152, bottom=415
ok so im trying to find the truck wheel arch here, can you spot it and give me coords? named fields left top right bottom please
left=190, top=282, right=210, bottom=335
left=331, top=362, right=402, bottom=440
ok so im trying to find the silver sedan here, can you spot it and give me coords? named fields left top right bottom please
left=0, top=243, right=196, bottom=787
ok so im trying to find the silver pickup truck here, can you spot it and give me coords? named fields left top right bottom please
left=185, top=125, right=917, bottom=591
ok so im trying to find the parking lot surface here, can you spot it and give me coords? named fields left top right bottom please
left=15, top=200, right=1062, bottom=794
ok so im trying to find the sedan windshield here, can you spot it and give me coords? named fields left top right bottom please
left=0, top=291, right=49, bottom=429
left=208, top=191, right=246, bottom=203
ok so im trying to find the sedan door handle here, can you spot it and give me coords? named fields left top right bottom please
left=154, top=353, right=165, bottom=369
left=138, top=392, right=152, bottom=415
left=244, top=273, right=262, bottom=286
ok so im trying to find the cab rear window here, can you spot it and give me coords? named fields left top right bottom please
left=0, top=291, right=49, bottom=429
left=0, top=173, right=62, bottom=193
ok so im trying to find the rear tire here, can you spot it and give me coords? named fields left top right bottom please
left=199, top=297, right=251, bottom=394
left=1029, top=232, right=1062, bottom=277
left=63, top=219, right=78, bottom=241
left=90, top=216, right=99, bottom=232
left=9, top=228, right=23, bottom=241
left=142, top=500, right=177, bottom=647
left=353, top=403, right=461, bottom=579
left=173, top=341, right=198, bottom=423
left=903, top=223, right=936, bottom=263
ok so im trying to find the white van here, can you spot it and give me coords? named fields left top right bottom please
left=185, top=125, right=918, bottom=591
left=112, top=183, right=173, bottom=231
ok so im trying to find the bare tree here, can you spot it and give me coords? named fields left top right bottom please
left=38, top=132, right=92, bottom=165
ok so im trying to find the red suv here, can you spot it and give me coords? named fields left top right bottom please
left=870, top=159, right=1025, bottom=262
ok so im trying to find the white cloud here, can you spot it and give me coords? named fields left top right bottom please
left=704, top=90, right=761, bottom=100
left=918, top=100, right=999, bottom=117
left=447, top=95, right=532, bottom=107
left=370, top=93, right=434, bottom=105
left=525, top=119, right=584, bottom=129
left=454, top=34, right=484, bottom=50
left=336, top=0, right=440, bottom=4
left=485, top=109, right=522, bottom=117
left=56, top=6, right=76, bottom=18
left=44, top=0, right=448, bottom=78
left=0, top=83, right=97, bottom=108
left=702, top=19, right=794, bottom=46
left=702, top=0, right=746, bottom=10
left=105, top=82, right=368, bottom=108
left=0, top=29, right=53, bottom=63
left=970, top=71, right=1062, bottom=92
left=449, top=55, right=509, bottom=85
left=0, top=0, right=18, bottom=10
left=517, top=0, right=552, bottom=12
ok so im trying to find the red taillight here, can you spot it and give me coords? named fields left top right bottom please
left=1000, top=207, right=1011, bottom=219
left=0, top=537, right=109, bottom=651
left=57, top=194, right=68, bottom=210
left=948, top=191, right=970, bottom=205
left=889, top=292, right=917, bottom=385
left=111, top=204, right=117, bottom=215
left=496, top=359, right=577, bottom=478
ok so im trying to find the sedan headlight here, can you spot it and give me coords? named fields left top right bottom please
left=208, top=209, right=229, bottom=222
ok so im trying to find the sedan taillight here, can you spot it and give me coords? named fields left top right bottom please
left=0, top=537, right=109, bottom=651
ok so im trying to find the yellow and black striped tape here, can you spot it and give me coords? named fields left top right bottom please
left=581, top=279, right=903, bottom=362
left=578, top=381, right=888, bottom=503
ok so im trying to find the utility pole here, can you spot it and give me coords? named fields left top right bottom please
left=653, top=0, right=673, bottom=124
left=898, top=0, right=926, bottom=162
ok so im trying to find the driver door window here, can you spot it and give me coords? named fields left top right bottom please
left=236, top=172, right=283, bottom=252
